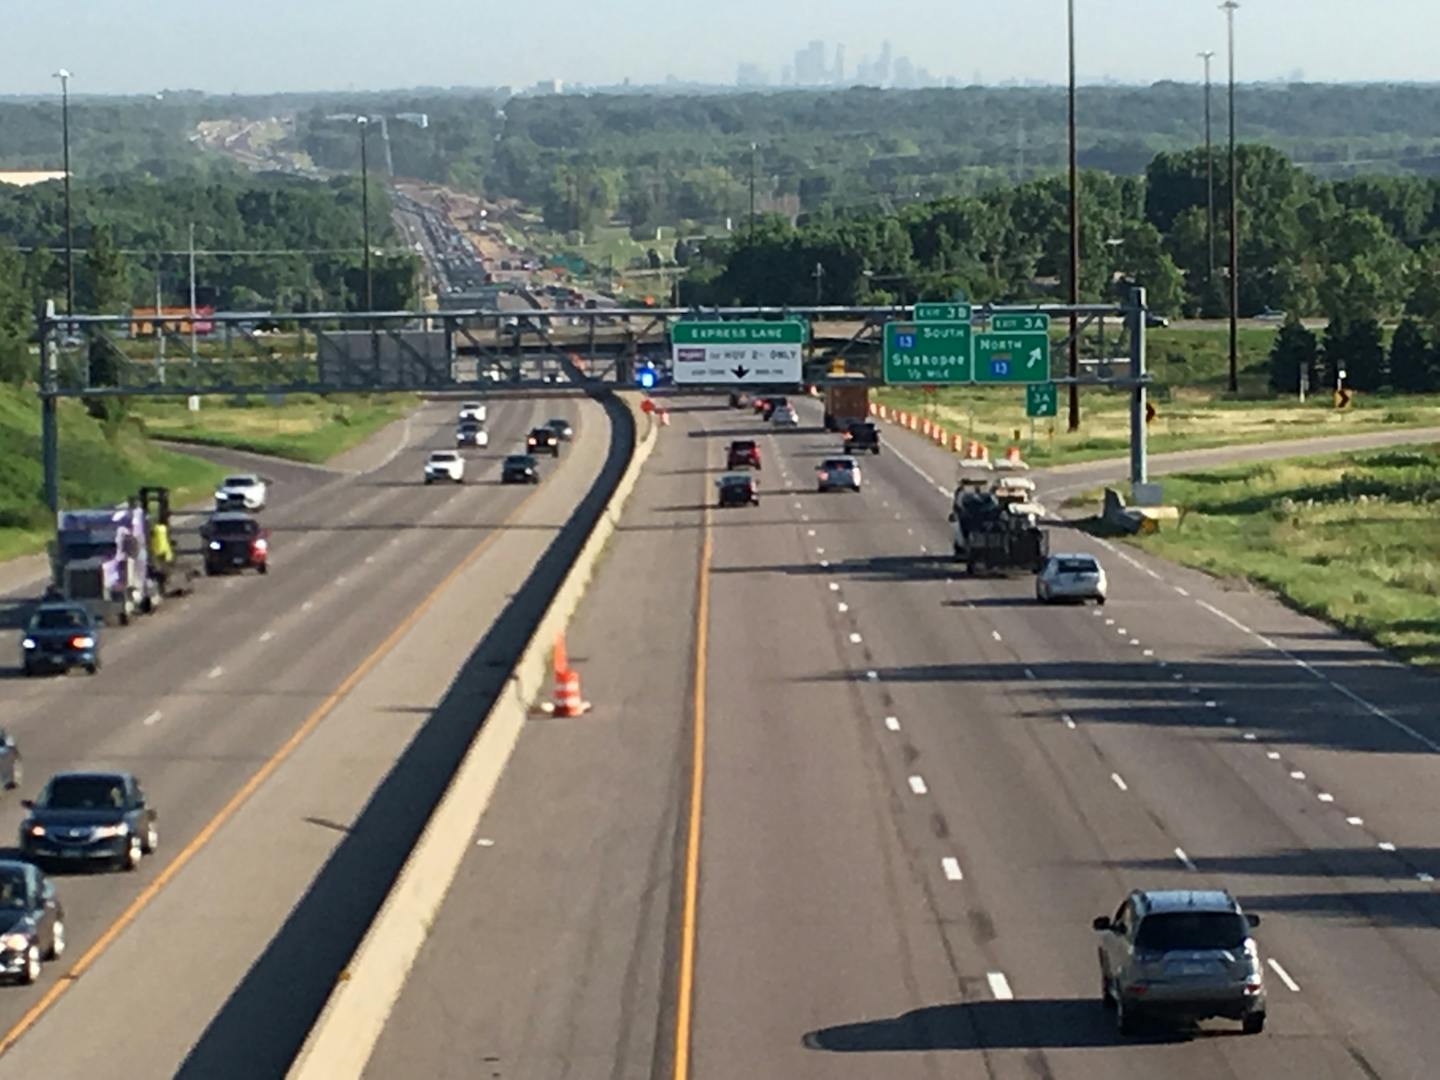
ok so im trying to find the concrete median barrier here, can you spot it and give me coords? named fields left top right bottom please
left=287, top=395, right=659, bottom=1080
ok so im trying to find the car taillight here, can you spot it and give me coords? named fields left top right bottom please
left=819, top=471, right=829, bottom=480
left=252, top=538, right=268, bottom=552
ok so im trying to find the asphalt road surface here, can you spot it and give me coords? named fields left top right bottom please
left=369, top=395, right=1440, bottom=1080
left=0, top=393, right=623, bottom=1078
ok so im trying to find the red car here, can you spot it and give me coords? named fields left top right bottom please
left=726, top=440, right=761, bottom=470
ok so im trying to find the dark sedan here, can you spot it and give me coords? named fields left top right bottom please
left=20, top=772, right=159, bottom=872
left=0, top=861, right=64, bottom=984
left=545, top=417, right=574, bottom=442
left=502, top=454, right=541, bottom=484
left=20, top=603, right=100, bottom=676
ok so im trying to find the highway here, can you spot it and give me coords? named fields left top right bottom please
left=0, top=392, right=627, bottom=1078
left=367, top=394, right=1440, bottom=1079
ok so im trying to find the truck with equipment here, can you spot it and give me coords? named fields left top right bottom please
left=823, top=373, right=870, bottom=432
left=948, top=468, right=1049, bottom=576
left=51, top=505, right=159, bottom=625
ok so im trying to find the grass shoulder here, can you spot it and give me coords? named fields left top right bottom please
left=1111, top=445, right=1440, bottom=668
left=873, top=384, right=1440, bottom=469
left=133, top=392, right=416, bottom=464
left=0, top=387, right=227, bottom=562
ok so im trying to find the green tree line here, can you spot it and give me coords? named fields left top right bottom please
left=681, top=144, right=1440, bottom=331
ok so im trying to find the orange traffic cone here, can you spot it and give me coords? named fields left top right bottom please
left=552, top=668, right=591, bottom=717
left=553, top=632, right=568, bottom=677
left=952, top=434, right=964, bottom=452
left=660, top=410, right=671, bottom=426
left=1004, top=445, right=1025, bottom=466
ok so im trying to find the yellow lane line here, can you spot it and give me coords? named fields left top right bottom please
left=0, top=480, right=548, bottom=1058
left=672, top=485, right=713, bottom=1080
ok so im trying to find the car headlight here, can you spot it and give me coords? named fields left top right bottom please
left=0, top=933, right=29, bottom=952
left=209, top=541, right=223, bottom=551
left=22, top=638, right=36, bottom=650
left=25, top=823, right=44, bottom=837
left=92, top=824, right=129, bottom=839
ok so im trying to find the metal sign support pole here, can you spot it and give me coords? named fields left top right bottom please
left=40, top=302, right=60, bottom=513
left=1127, top=285, right=1148, bottom=488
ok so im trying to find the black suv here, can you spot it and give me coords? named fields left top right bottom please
left=844, top=421, right=881, bottom=455
left=527, top=427, right=561, bottom=457
left=20, top=771, right=159, bottom=872
left=201, top=512, right=270, bottom=576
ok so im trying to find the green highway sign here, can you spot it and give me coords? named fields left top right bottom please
left=1026, top=382, right=1058, bottom=418
left=914, top=302, right=972, bottom=322
left=992, top=312, right=1052, bottom=333
left=974, top=330, right=1051, bottom=384
left=671, top=319, right=806, bottom=345
left=883, top=321, right=973, bottom=384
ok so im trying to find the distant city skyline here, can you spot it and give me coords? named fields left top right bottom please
left=4, top=0, right=1440, bottom=95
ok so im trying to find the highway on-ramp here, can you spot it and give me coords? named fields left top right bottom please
left=0, top=392, right=625, bottom=1078
left=367, top=396, right=1440, bottom=1079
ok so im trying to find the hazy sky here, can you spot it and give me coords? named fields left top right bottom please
left=5, top=0, right=1440, bottom=95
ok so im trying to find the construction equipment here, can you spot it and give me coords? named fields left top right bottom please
left=948, top=467, right=1050, bottom=576
left=140, top=486, right=202, bottom=598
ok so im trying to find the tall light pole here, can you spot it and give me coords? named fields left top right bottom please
left=1199, top=50, right=1216, bottom=282
left=1066, top=0, right=1081, bottom=431
left=357, top=116, right=374, bottom=311
left=53, top=69, right=75, bottom=320
left=1222, top=1, right=1239, bottom=393
left=748, top=142, right=757, bottom=241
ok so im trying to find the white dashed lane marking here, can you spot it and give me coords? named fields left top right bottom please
left=986, top=972, right=1014, bottom=1000
left=1110, top=773, right=1129, bottom=792
left=1175, top=847, right=1197, bottom=871
left=942, top=857, right=964, bottom=882
left=908, top=775, right=929, bottom=796
left=259, top=631, right=274, bottom=643
left=884, top=716, right=901, bottom=732
left=1268, top=959, right=1301, bottom=993
left=207, top=666, right=223, bottom=679
left=848, top=633, right=863, bottom=644
left=143, top=711, right=162, bottom=727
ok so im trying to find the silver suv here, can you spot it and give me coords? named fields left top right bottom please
left=1094, top=889, right=1266, bottom=1035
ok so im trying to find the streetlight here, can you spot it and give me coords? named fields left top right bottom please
left=1198, top=50, right=1216, bottom=282
left=1066, top=0, right=1081, bottom=432
left=1100, top=237, right=1124, bottom=368
left=748, top=142, right=757, bottom=241
left=325, top=113, right=377, bottom=310
left=1222, top=0, right=1240, bottom=394
left=53, top=69, right=74, bottom=321
left=357, top=116, right=373, bottom=311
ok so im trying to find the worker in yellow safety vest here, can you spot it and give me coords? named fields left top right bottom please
left=149, top=519, right=173, bottom=566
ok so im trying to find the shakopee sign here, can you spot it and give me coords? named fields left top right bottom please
left=670, top=320, right=805, bottom=384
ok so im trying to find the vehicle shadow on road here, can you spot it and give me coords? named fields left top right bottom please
left=173, top=390, right=638, bottom=1080
left=802, top=999, right=1182, bottom=1052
